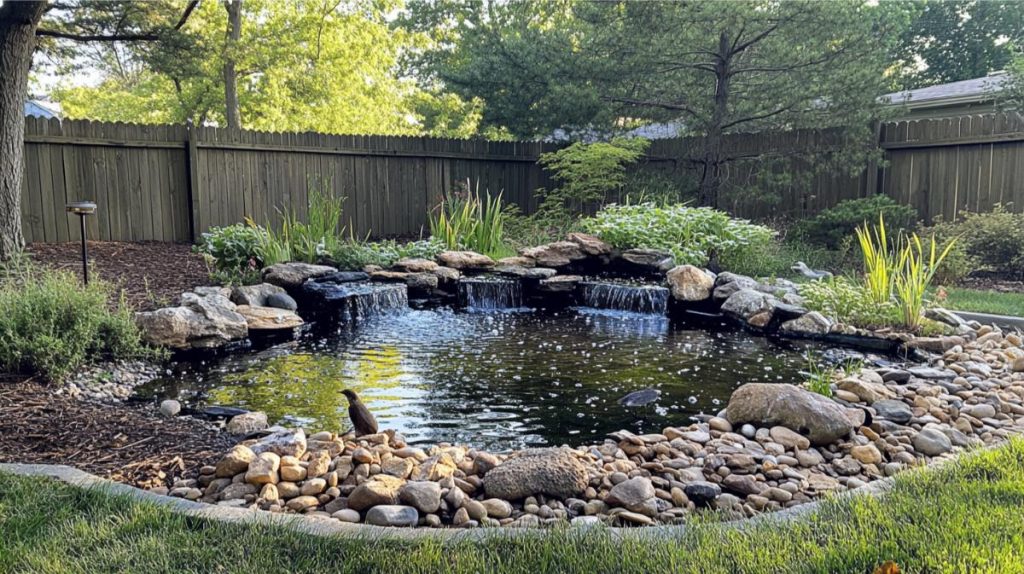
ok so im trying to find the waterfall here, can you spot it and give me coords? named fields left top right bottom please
left=578, top=282, right=669, bottom=315
left=458, top=278, right=524, bottom=310
left=341, top=284, right=409, bottom=321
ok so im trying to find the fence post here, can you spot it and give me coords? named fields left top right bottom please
left=185, top=120, right=201, bottom=241
left=865, top=120, right=883, bottom=198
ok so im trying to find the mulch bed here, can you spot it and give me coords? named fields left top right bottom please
left=27, top=241, right=210, bottom=311
left=0, top=378, right=234, bottom=489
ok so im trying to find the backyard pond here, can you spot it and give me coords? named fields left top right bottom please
left=138, top=306, right=827, bottom=450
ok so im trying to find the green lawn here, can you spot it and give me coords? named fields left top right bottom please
left=939, top=287, right=1024, bottom=317
left=4, top=440, right=1024, bottom=573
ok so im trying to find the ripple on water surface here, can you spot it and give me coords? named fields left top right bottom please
left=137, top=308, right=824, bottom=450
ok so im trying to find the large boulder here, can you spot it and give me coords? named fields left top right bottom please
left=618, top=249, right=674, bottom=273
left=230, top=283, right=286, bottom=307
left=250, top=427, right=307, bottom=458
left=483, top=448, right=588, bottom=500
left=235, top=305, right=303, bottom=331
left=520, top=242, right=588, bottom=268
left=725, top=383, right=856, bottom=446
left=262, top=262, right=337, bottom=289
left=721, top=288, right=776, bottom=329
left=437, top=251, right=495, bottom=271
left=566, top=233, right=612, bottom=256
left=666, top=265, right=714, bottom=302
left=134, top=292, right=248, bottom=349
left=712, top=273, right=759, bottom=302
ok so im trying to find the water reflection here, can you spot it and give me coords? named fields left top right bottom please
left=138, top=308, right=823, bottom=450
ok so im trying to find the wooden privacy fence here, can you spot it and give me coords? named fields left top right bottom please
left=20, top=112, right=1024, bottom=243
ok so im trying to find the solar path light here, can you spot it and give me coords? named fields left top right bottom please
left=66, top=201, right=97, bottom=285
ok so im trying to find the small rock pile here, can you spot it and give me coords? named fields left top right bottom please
left=58, top=360, right=163, bottom=402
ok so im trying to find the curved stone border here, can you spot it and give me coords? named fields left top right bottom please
left=0, top=461, right=907, bottom=541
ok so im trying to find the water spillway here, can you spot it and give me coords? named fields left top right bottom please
left=458, top=278, right=524, bottom=310
left=578, top=282, right=670, bottom=315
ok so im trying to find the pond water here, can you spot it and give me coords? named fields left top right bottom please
left=138, top=308, right=825, bottom=451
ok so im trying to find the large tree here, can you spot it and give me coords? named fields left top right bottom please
left=0, top=0, right=197, bottom=261
left=409, top=0, right=908, bottom=206
left=890, top=0, right=1024, bottom=91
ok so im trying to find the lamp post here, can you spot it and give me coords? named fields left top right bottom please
left=66, top=201, right=97, bottom=284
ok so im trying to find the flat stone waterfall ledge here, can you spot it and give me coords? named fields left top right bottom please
left=458, top=278, right=524, bottom=310
left=577, top=282, right=670, bottom=315
left=301, top=282, right=409, bottom=321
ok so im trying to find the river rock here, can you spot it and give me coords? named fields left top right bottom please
left=606, top=477, right=655, bottom=513
left=215, top=445, right=256, bottom=477
left=134, top=292, right=248, bottom=350
left=262, top=262, right=337, bottom=288
left=226, top=411, right=269, bottom=435
left=399, top=481, right=442, bottom=513
left=872, top=400, right=913, bottom=424
left=913, top=428, right=953, bottom=456
left=712, top=273, right=760, bottom=302
left=437, top=251, right=495, bottom=270
left=265, top=292, right=298, bottom=311
left=683, top=481, right=721, bottom=508
left=721, top=289, right=776, bottom=330
left=366, top=505, right=419, bottom=527
left=666, top=265, right=714, bottom=302
left=348, top=475, right=405, bottom=511
left=245, top=452, right=280, bottom=485
left=250, top=428, right=307, bottom=458
left=235, top=305, right=304, bottom=331
left=231, top=283, right=286, bottom=307
left=725, top=383, right=855, bottom=446
left=537, top=275, right=582, bottom=293
left=483, top=448, right=588, bottom=500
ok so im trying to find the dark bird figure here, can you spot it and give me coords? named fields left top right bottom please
left=342, top=389, right=378, bottom=436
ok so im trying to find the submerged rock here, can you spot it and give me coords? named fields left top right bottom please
left=483, top=448, right=588, bottom=500
left=618, top=388, right=661, bottom=407
left=725, top=383, right=855, bottom=445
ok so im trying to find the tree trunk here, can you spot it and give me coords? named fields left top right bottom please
left=697, top=32, right=731, bottom=209
left=0, top=2, right=46, bottom=261
left=223, top=0, right=242, bottom=129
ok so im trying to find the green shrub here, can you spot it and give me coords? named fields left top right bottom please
left=921, top=206, right=1024, bottom=280
left=537, top=137, right=649, bottom=221
left=582, top=203, right=775, bottom=267
left=0, top=268, right=157, bottom=381
left=794, top=196, right=918, bottom=249
left=195, top=224, right=265, bottom=271
left=328, top=238, right=446, bottom=270
left=799, top=277, right=900, bottom=329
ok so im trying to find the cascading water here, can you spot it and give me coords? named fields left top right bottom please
left=341, top=284, right=409, bottom=321
left=458, top=278, right=524, bottom=310
left=578, top=282, right=669, bottom=315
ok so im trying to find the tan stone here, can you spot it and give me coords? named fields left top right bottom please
left=215, top=445, right=255, bottom=478
left=235, top=305, right=304, bottom=331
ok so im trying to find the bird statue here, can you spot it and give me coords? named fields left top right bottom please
left=791, top=261, right=833, bottom=281
left=341, top=389, right=378, bottom=436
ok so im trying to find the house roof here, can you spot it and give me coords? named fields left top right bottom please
left=881, top=72, right=1008, bottom=108
left=24, top=99, right=62, bottom=119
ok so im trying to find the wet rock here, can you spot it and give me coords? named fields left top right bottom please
left=537, top=275, right=582, bottom=293
left=311, top=271, right=369, bottom=284
left=496, top=265, right=557, bottom=280
left=437, top=251, right=495, bottom=271
left=226, top=411, right=269, bottom=435
left=666, top=265, right=714, bottom=302
left=262, top=262, right=337, bottom=288
left=726, top=383, right=855, bottom=446
left=365, top=505, right=419, bottom=527
left=721, top=289, right=776, bottom=330
left=484, top=448, right=588, bottom=500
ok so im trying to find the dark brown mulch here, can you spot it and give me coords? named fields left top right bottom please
left=26, top=241, right=210, bottom=311
left=0, top=378, right=234, bottom=489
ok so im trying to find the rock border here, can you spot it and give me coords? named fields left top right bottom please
left=0, top=461, right=905, bottom=541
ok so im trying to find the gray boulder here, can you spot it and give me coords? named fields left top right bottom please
left=605, top=477, right=656, bottom=513
left=365, top=505, right=419, bottom=527
left=780, top=311, right=833, bottom=336
left=520, top=242, right=587, bottom=268
left=134, top=292, right=248, bottom=350
left=483, top=448, right=588, bottom=500
left=872, top=399, right=913, bottom=424
left=725, top=383, right=856, bottom=446
left=721, top=288, right=776, bottom=329
left=913, top=427, right=953, bottom=456
left=230, top=283, right=286, bottom=307
left=262, top=262, right=337, bottom=288
left=265, top=292, right=298, bottom=311
left=619, top=249, right=675, bottom=273
left=399, top=481, right=442, bottom=514
left=712, top=273, right=760, bottom=302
